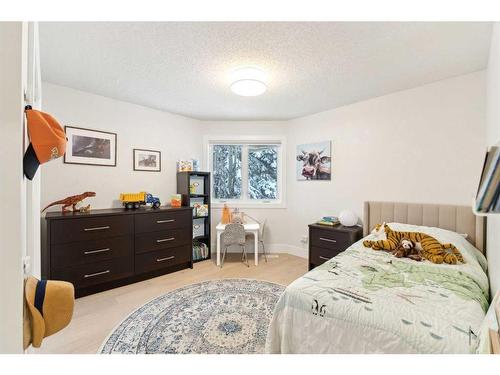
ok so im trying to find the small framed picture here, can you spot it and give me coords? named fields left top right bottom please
left=64, top=126, right=117, bottom=167
left=133, top=149, right=161, bottom=172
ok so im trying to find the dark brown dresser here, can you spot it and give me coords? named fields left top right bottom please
left=308, top=223, right=363, bottom=270
left=43, top=206, right=193, bottom=297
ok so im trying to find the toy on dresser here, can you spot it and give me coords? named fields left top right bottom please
left=41, top=192, right=96, bottom=213
left=120, top=192, right=161, bottom=209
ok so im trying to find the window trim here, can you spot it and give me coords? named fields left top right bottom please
left=203, top=135, right=286, bottom=209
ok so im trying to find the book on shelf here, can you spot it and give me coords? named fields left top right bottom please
left=193, top=241, right=209, bottom=261
left=476, top=146, right=500, bottom=212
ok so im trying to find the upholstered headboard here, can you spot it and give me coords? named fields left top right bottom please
left=363, top=201, right=486, bottom=253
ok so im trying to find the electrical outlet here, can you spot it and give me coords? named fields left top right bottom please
left=301, top=235, right=308, bottom=244
left=23, top=255, right=31, bottom=275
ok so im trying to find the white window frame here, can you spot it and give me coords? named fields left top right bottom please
left=204, top=135, right=286, bottom=209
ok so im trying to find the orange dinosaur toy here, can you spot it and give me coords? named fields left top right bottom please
left=41, top=192, right=96, bottom=213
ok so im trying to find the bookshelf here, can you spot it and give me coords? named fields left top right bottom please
left=177, top=171, right=211, bottom=263
left=473, top=145, right=500, bottom=216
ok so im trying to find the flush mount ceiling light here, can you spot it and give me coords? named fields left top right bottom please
left=230, top=67, right=267, bottom=97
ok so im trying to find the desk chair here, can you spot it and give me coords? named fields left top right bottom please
left=221, top=223, right=249, bottom=268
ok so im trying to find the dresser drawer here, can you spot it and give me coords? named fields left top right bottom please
left=51, top=215, right=133, bottom=244
left=135, top=228, right=191, bottom=254
left=135, top=245, right=191, bottom=274
left=310, top=228, right=351, bottom=251
left=53, top=256, right=133, bottom=288
left=310, top=246, right=342, bottom=267
left=51, top=235, right=133, bottom=269
left=135, top=210, right=191, bottom=234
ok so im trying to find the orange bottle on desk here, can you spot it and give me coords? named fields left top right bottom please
left=221, top=204, right=231, bottom=224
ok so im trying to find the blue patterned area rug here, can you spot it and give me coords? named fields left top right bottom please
left=99, top=279, right=285, bottom=354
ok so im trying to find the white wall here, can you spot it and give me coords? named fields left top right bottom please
left=41, top=72, right=487, bottom=262
left=198, top=121, right=296, bottom=254
left=197, top=73, right=486, bottom=256
left=0, top=22, right=26, bottom=353
left=284, top=71, right=486, bottom=255
left=41, top=83, right=202, bottom=211
left=486, top=23, right=500, bottom=296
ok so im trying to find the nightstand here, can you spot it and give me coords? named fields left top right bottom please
left=308, top=224, right=363, bottom=271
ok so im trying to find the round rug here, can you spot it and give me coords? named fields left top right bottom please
left=99, top=279, right=285, bottom=354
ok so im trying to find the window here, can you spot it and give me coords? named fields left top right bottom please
left=212, top=145, right=242, bottom=200
left=207, top=137, right=285, bottom=208
left=248, top=145, right=278, bottom=200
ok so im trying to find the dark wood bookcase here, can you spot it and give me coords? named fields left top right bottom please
left=176, top=171, right=211, bottom=263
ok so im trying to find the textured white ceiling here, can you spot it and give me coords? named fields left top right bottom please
left=40, top=22, right=492, bottom=120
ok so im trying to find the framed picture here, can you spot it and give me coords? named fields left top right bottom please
left=64, top=126, right=117, bottom=167
left=133, top=149, right=161, bottom=172
left=296, top=140, right=332, bottom=181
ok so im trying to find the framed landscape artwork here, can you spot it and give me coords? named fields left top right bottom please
left=133, top=149, right=161, bottom=172
left=296, top=140, right=332, bottom=181
left=64, top=126, right=117, bottom=167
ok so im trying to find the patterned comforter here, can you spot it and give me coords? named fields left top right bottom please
left=265, top=223, right=489, bottom=354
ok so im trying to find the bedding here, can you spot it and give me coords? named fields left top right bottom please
left=265, top=223, right=489, bottom=354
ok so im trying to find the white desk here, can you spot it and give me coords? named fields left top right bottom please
left=216, top=222, right=260, bottom=266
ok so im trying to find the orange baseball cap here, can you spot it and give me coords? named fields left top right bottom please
left=23, top=106, right=67, bottom=180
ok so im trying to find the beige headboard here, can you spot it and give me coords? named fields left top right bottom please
left=363, top=201, right=486, bottom=253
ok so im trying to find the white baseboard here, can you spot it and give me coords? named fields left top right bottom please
left=266, top=243, right=307, bottom=258
left=212, top=242, right=307, bottom=259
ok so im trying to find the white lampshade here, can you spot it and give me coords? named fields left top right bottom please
left=231, top=79, right=267, bottom=96
left=339, top=210, right=358, bottom=227
left=230, top=67, right=267, bottom=96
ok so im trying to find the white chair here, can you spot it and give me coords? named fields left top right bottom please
left=246, top=218, right=267, bottom=262
left=221, top=223, right=249, bottom=268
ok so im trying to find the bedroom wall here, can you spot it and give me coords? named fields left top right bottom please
left=0, top=22, right=26, bottom=354
left=41, top=83, right=202, bottom=211
left=199, top=72, right=486, bottom=258
left=40, top=71, right=487, bottom=263
left=197, top=121, right=295, bottom=254
left=284, top=71, right=486, bottom=256
left=486, top=23, right=500, bottom=296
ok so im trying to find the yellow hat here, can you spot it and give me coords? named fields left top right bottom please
left=24, top=276, right=74, bottom=349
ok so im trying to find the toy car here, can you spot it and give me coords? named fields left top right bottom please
left=119, top=192, right=161, bottom=209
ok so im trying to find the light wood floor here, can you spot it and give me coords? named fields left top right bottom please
left=33, top=253, right=307, bottom=354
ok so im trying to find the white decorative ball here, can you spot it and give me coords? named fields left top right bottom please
left=339, top=210, right=358, bottom=227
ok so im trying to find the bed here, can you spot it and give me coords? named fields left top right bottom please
left=265, top=201, right=490, bottom=354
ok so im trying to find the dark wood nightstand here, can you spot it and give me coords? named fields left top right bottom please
left=308, top=224, right=363, bottom=270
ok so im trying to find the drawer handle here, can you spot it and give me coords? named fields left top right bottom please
left=84, top=270, right=110, bottom=278
left=319, top=256, right=331, bottom=261
left=84, top=226, right=110, bottom=232
left=320, top=237, right=337, bottom=243
left=157, top=237, right=175, bottom=243
left=157, top=219, right=175, bottom=224
left=84, top=248, right=111, bottom=255
left=156, top=256, right=175, bottom=262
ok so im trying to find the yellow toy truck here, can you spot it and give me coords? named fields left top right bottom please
left=119, top=192, right=161, bottom=209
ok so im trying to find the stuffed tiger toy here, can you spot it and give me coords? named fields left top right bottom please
left=363, top=224, right=465, bottom=265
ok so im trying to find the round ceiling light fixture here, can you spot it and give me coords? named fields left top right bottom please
left=230, top=67, right=267, bottom=97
